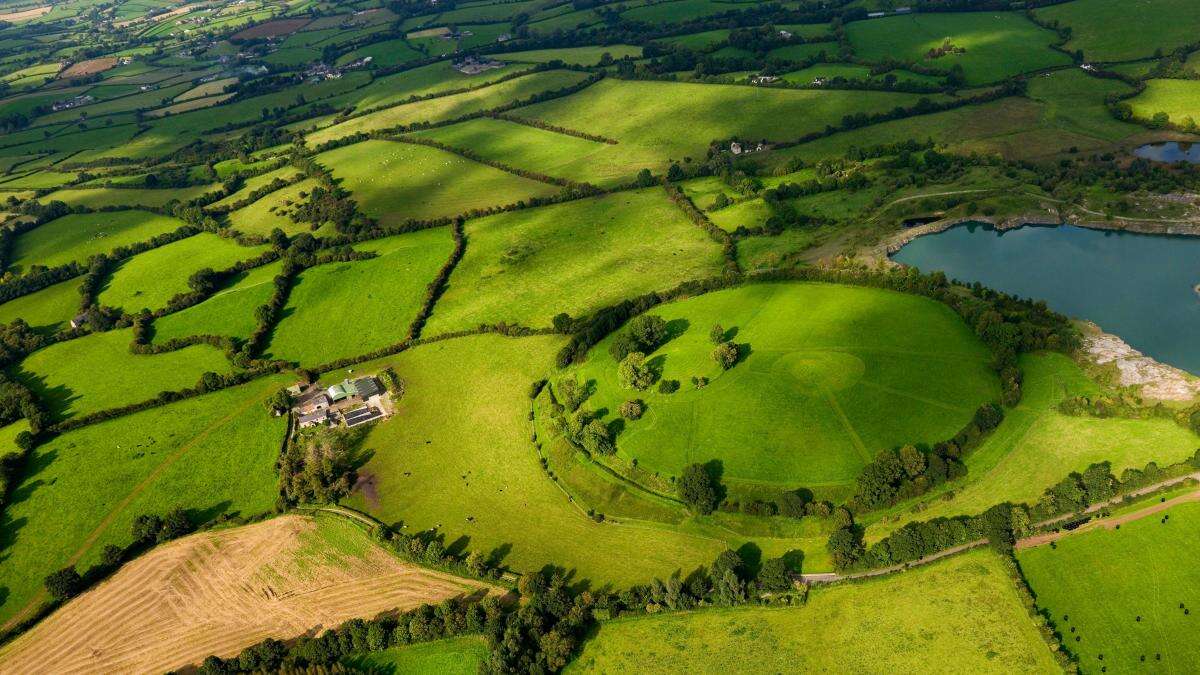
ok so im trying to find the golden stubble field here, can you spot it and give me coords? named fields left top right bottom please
left=0, top=514, right=496, bottom=674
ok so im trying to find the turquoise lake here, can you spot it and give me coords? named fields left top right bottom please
left=892, top=222, right=1200, bottom=374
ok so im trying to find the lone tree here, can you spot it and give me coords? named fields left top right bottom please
left=618, top=352, right=655, bottom=390
left=44, top=566, right=83, bottom=601
left=712, top=342, right=738, bottom=370
left=628, top=314, right=667, bottom=351
left=709, top=323, right=725, bottom=344
left=620, top=399, right=644, bottom=420
left=678, top=463, right=719, bottom=514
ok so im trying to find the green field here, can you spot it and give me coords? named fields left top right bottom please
left=15, top=327, right=235, bottom=419
left=341, top=334, right=740, bottom=587
left=1025, top=69, right=1140, bottom=143
left=151, top=261, right=283, bottom=342
left=866, top=352, right=1199, bottom=540
left=423, top=188, right=725, bottom=334
left=98, top=233, right=268, bottom=313
left=570, top=549, right=1058, bottom=673
left=1035, top=0, right=1197, bottom=61
left=845, top=12, right=1071, bottom=84
left=8, top=210, right=185, bottom=272
left=655, top=29, right=730, bottom=50
left=336, top=38, right=423, bottom=68
left=0, top=276, right=82, bottom=332
left=414, top=117, right=661, bottom=186
left=343, top=636, right=489, bottom=674
left=0, top=376, right=289, bottom=627
left=514, top=79, right=947, bottom=161
left=317, top=140, right=560, bottom=226
left=34, top=184, right=220, bottom=208
left=563, top=283, right=998, bottom=491
left=267, top=228, right=453, bottom=366
left=504, top=45, right=642, bottom=66
left=305, top=70, right=589, bottom=144
left=1128, top=79, right=1200, bottom=127
left=621, top=0, right=741, bottom=25
left=1019, top=500, right=1200, bottom=670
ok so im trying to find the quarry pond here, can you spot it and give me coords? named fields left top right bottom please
left=1134, top=142, right=1200, bottom=164
left=892, top=222, right=1200, bottom=374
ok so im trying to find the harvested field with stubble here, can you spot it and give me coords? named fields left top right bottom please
left=0, top=514, right=497, bottom=674
left=59, top=57, right=119, bottom=78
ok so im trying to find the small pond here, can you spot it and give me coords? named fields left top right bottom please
left=892, top=222, right=1200, bottom=374
left=1133, top=142, right=1200, bottom=164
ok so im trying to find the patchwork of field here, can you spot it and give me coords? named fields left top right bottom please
left=865, top=352, right=1199, bottom=540
left=844, top=12, right=1071, bottom=85
left=267, top=228, right=454, bottom=366
left=566, top=283, right=998, bottom=490
left=569, top=549, right=1058, bottom=673
left=0, top=514, right=492, bottom=673
left=0, top=0, right=1192, bottom=666
left=424, top=188, right=725, bottom=334
left=1035, top=0, right=1198, bottom=62
left=316, top=140, right=560, bottom=226
left=0, top=376, right=290, bottom=629
left=340, top=335, right=737, bottom=587
left=513, top=79, right=949, bottom=161
left=1018, top=500, right=1200, bottom=671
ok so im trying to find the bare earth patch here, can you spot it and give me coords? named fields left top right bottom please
left=1082, top=326, right=1200, bottom=401
left=0, top=5, right=50, bottom=22
left=0, top=514, right=495, bottom=674
left=60, top=57, right=119, bottom=78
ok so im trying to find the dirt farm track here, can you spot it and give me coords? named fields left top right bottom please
left=0, top=515, right=494, bottom=674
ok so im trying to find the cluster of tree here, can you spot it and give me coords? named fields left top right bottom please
left=677, top=462, right=721, bottom=514
left=610, top=546, right=799, bottom=617
left=728, top=24, right=818, bottom=55
left=850, top=403, right=1003, bottom=511
left=202, top=597, right=505, bottom=673
left=608, top=313, right=668, bottom=361
left=835, top=450, right=1200, bottom=572
left=924, top=38, right=966, bottom=60
left=44, top=506, right=196, bottom=603
left=0, top=318, right=53, bottom=370
left=277, top=426, right=364, bottom=506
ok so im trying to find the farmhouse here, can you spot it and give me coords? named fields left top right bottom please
left=51, top=95, right=94, bottom=112
left=291, top=374, right=393, bottom=429
left=454, top=56, right=503, bottom=74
